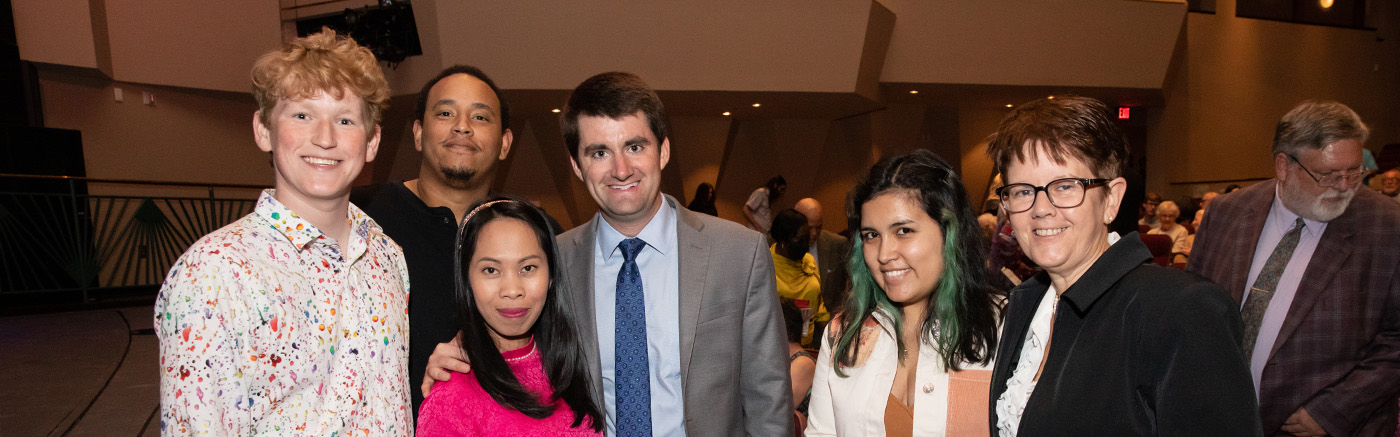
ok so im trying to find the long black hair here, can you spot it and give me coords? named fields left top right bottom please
left=453, top=196, right=602, bottom=430
left=833, top=149, right=1002, bottom=374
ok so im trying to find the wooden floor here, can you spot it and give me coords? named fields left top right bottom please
left=0, top=305, right=160, bottom=437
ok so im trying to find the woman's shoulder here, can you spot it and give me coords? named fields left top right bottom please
left=1120, top=264, right=1236, bottom=312
left=416, top=372, right=487, bottom=433
left=824, top=312, right=888, bottom=368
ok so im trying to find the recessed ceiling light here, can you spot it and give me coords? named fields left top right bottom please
left=1319, top=0, right=1333, bottom=8
left=1006, top=104, right=1014, bottom=108
left=752, top=103, right=761, bottom=107
left=1047, top=95, right=1055, bottom=100
left=551, top=109, right=561, bottom=113
left=722, top=111, right=731, bottom=116
left=909, top=90, right=919, bottom=94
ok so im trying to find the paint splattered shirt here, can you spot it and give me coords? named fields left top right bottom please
left=155, top=189, right=412, bottom=436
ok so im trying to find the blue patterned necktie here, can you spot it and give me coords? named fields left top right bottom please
left=1240, top=218, right=1305, bottom=356
left=615, top=238, right=652, bottom=436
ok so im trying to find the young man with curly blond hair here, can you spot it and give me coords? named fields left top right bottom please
left=154, top=29, right=412, bottom=435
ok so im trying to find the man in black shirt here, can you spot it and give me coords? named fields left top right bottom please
left=350, top=65, right=516, bottom=416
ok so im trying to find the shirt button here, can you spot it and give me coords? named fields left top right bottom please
left=922, top=383, right=935, bottom=393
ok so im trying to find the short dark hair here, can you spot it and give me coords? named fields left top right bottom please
left=767, top=176, right=787, bottom=191
left=987, top=96, right=1127, bottom=180
left=415, top=65, right=510, bottom=128
left=1272, top=100, right=1369, bottom=156
left=770, top=208, right=808, bottom=243
left=453, top=196, right=601, bottom=431
left=561, top=72, right=669, bottom=161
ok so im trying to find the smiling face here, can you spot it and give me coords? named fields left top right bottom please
left=1004, top=144, right=1124, bottom=287
left=860, top=191, right=945, bottom=316
left=570, top=111, right=671, bottom=234
left=469, top=217, right=549, bottom=351
left=414, top=73, right=513, bottom=187
left=255, top=89, right=380, bottom=211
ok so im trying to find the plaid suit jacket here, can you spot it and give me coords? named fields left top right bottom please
left=1188, top=180, right=1400, bottom=436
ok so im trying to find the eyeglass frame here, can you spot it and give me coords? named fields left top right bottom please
left=1285, top=154, right=1366, bottom=188
left=996, top=177, right=1112, bottom=214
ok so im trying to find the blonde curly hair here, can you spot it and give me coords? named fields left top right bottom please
left=251, top=28, right=389, bottom=131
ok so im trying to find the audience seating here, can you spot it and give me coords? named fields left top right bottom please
left=1140, top=234, right=1173, bottom=267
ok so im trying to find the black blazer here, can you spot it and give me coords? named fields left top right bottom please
left=988, top=233, right=1262, bottom=436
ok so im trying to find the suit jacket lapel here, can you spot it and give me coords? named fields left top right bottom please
left=673, top=196, right=709, bottom=385
left=567, top=215, right=605, bottom=405
left=1268, top=211, right=1355, bottom=361
left=1224, top=183, right=1275, bottom=305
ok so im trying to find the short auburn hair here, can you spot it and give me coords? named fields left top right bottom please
left=987, top=96, right=1127, bottom=180
left=251, top=28, right=389, bottom=131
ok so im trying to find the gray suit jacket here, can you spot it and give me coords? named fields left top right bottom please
left=813, top=230, right=850, bottom=315
left=557, top=194, right=793, bottom=436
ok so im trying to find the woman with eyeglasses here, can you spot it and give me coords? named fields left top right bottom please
left=985, top=97, right=1261, bottom=436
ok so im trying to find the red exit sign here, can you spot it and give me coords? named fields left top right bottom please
left=1118, top=107, right=1131, bottom=119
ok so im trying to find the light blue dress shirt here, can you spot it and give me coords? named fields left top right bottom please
left=593, top=200, right=685, bottom=436
left=1241, top=184, right=1326, bottom=399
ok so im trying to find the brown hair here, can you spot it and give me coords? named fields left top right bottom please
left=560, top=72, right=669, bottom=161
left=986, top=96, right=1127, bottom=180
left=251, top=28, right=389, bottom=131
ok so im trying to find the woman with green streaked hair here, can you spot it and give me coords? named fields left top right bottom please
left=804, top=149, right=1004, bottom=436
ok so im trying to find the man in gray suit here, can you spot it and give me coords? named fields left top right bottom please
left=558, top=72, right=791, bottom=436
left=424, top=71, right=791, bottom=435
left=793, top=198, right=850, bottom=334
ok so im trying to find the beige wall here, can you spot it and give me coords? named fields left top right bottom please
left=1148, top=0, right=1400, bottom=204
left=38, top=69, right=271, bottom=188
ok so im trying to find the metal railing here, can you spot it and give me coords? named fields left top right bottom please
left=0, top=174, right=265, bottom=305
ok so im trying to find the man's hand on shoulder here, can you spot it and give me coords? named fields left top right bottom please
left=421, top=333, right=470, bottom=397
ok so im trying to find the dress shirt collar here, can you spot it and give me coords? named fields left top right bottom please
left=1268, top=184, right=1327, bottom=239
left=255, top=189, right=372, bottom=263
left=595, top=195, right=676, bottom=260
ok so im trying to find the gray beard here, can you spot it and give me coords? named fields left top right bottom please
left=1279, top=178, right=1356, bottom=222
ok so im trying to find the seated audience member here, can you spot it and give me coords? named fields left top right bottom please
left=1224, top=184, right=1242, bottom=193
left=1146, top=200, right=1190, bottom=258
left=793, top=197, right=852, bottom=337
left=745, top=176, right=788, bottom=232
left=154, top=29, right=412, bottom=434
left=687, top=182, right=719, bottom=216
left=977, top=199, right=1000, bottom=241
left=771, top=208, right=829, bottom=347
left=1200, top=191, right=1219, bottom=211
left=1138, top=192, right=1162, bottom=230
left=1382, top=168, right=1400, bottom=203
left=781, top=298, right=817, bottom=435
left=1180, top=208, right=1205, bottom=262
left=417, top=198, right=603, bottom=435
left=805, top=149, right=1003, bottom=436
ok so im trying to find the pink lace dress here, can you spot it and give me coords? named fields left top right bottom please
left=416, top=339, right=600, bottom=436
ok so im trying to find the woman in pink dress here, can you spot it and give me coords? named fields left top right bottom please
left=417, top=197, right=602, bottom=436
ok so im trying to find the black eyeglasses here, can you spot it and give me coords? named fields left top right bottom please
left=997, top=178, right=1111, bottom=213
left=1286, top=154, right=1365, bottom=189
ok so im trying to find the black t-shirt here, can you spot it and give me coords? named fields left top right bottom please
left=350, top=181, right=567, bottom=418
left=350, top=182, right=459, bottom=417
